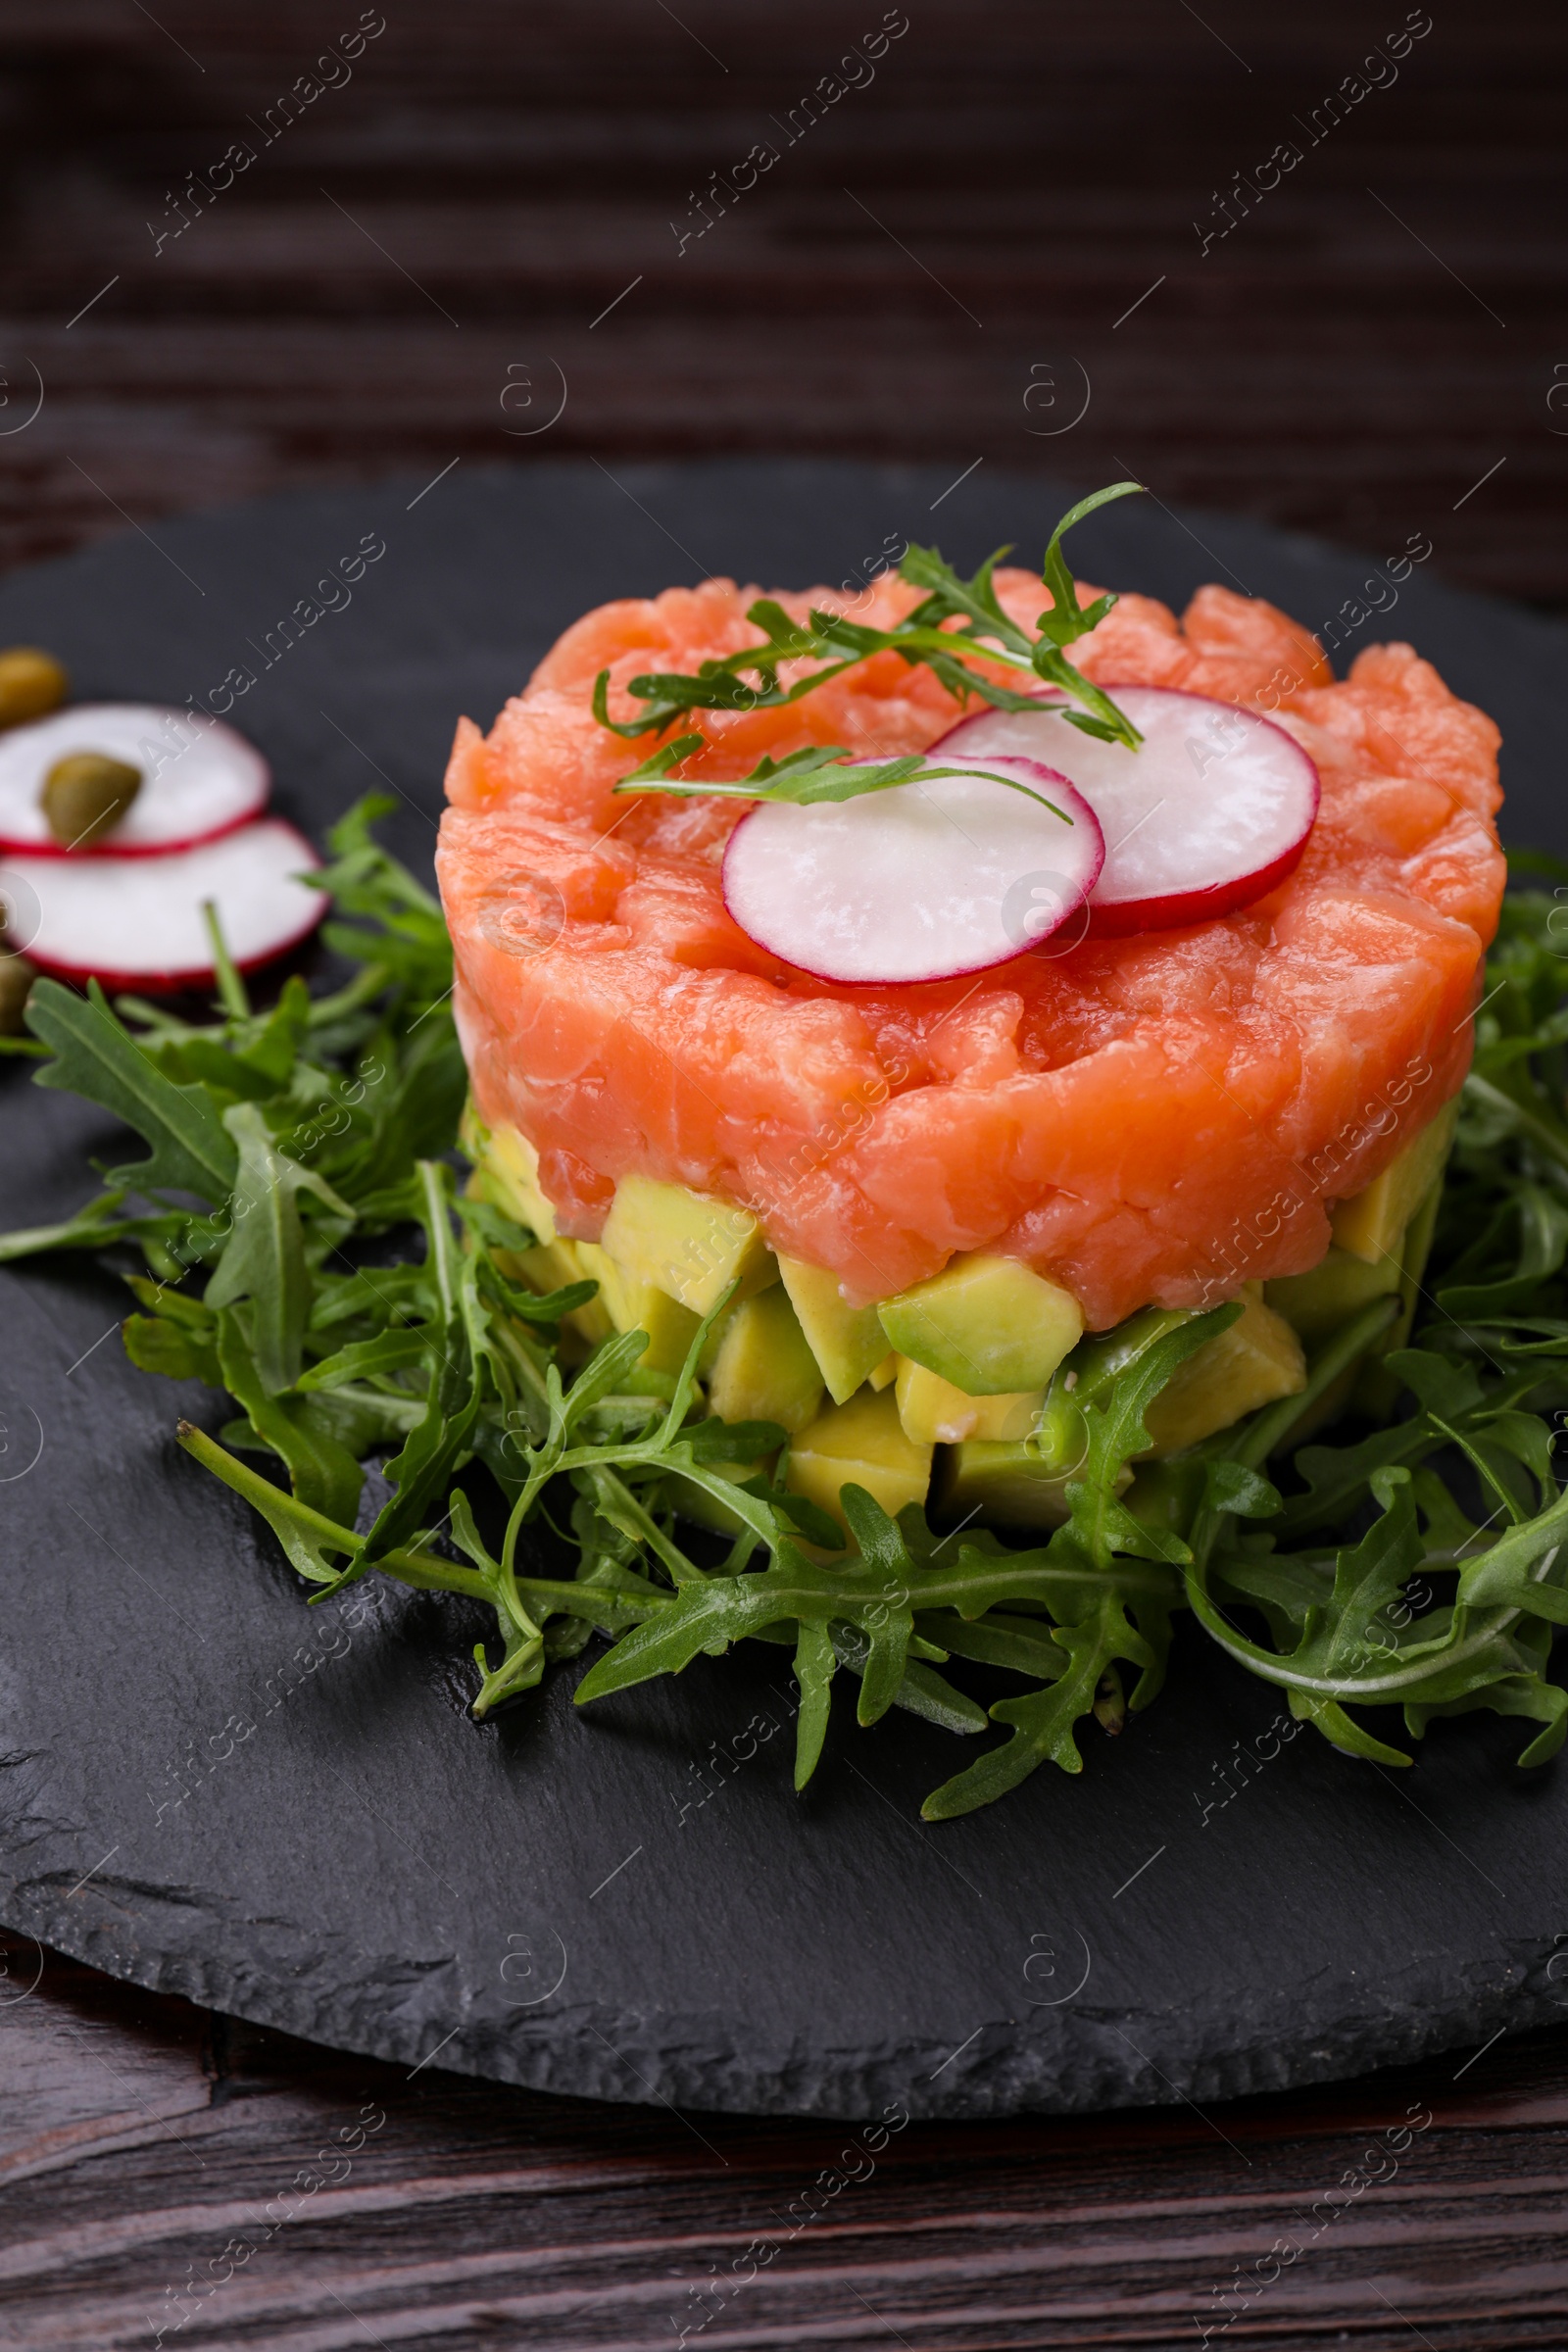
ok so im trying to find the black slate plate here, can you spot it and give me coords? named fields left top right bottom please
left=3, top=458, right=1567, bottom=2123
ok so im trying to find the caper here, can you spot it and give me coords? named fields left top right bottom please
left=0, top=647, right=68, bottom=730
left=41, top=752, right=142, bottom=849
left=0, top=951, right=34, bottom=1035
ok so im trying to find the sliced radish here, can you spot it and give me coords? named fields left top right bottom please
left=720, top=757, right=1104, bottom=985
left=0, top=819, right=324, bottom=995
left=0, top=704, right=269, bottom=857
left=934, top=685, right=1319, bottom=936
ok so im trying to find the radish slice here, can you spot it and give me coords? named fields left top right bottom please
left=0, top=704, right=268, bottom=857
left=0, top=819, right=324, bottom=995
left=720, top=757, right=1104, bottom=985
left=933, top=685, right=1319, bottom=935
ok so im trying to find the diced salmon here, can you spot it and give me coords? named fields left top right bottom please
left=437, top=566, right=1503, bottom=1329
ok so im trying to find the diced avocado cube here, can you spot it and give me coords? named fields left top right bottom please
left=708, top=1285, right=825, bottom=1434
left=463, top=1101, right=560, bottom=1242
left=935, top=1440, right=1077, bottom=1532
left=601, top=1175, right=778, bottom=1317
left=877, top=1253, right=1083, bottom=1396
left=1331, top=1097, right=1459, bottom=1265
left=576, top=1240, right=704, bottom=1377
left=775, top=1252, right=889, bottom=1403
left=1142, top=1294, right=1305, bottom=1455
left=1265, top=1247, right=1401, bottom=1347
left=461, top=1118, right=703, bottom=1373
left=786, top=1386, right=932, bottom=1538
left=893, top=1355, right=1042, bottom=1446
left=867, top=1351, right=897, bottom=1391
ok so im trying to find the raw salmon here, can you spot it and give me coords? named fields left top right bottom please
left=437, top=567, right=1503, bottom=1329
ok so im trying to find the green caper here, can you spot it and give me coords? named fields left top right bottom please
left=41, top=751, right=142, bottom=849
left=0, top=951, right=34, bottom=1035
left=0, top=646, right=68, bottom=730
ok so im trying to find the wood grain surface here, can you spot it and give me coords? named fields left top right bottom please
left=5, top=1930, right=1568, bottom=2351
left=0, top=2, right=1561, bottom=597
left=4, top=7, right=1568, bottom=2345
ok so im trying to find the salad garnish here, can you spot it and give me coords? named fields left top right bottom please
left=594, top=481, right=1150, bottom=803
left=614, top=742, right=1077, bottom=819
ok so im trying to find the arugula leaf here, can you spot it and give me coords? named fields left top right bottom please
left=1184, top=1235, right=1568, bottom=1767
left=202, top=898, right=252, bottom=1023
left=26, top=978, right=237, bottom=1202
left=215, top=1308, right=365, bottom=1547
left=914, top=1312, right=1237, bottom=1817
left=914, top=1611, right=1069, bottom=1681
left=122, top=1302, right=221, bottom=1387
left=792, top=1621, right=837, bottom=1789
left=177, top=1419, right=365, bottom=1587
left=612, top=742, right=1075, bottom=822
left=203, top=1103, right=352, bottom=1396
left=922, top=1594, right=1153, bottom=1817
left=352, top=1164, right=481, bottom=1573
left=0, top=1190, right=138, bottom=1266
left=1277, top=1341, right=1549, bottom=1537
left=296, top=1327, right=432, bottom=1391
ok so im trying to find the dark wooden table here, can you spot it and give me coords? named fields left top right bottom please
left=5, top=6, right=1568, bottom=2344
left=0, top=2, right=1562, bottom=599
left=7, top=1928, right=1568, bottom=2350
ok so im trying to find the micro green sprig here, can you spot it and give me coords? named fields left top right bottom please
left=595, top=481, right=1148, bottom=808
left=614, top=741, right=1078, bottom=823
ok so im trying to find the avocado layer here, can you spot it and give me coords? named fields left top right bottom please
left=1142, top=1292, right=1306, bottom=1455
left=893, top=1356, right=1041, bottom=1446
left=707, top=1284, right=825, bottom=1434
left=1331, top=1097, right=1458, bottom=1264
left=601, top=1174, right=778, bottom=1316
left=878, top=1253, right=1083, bottom=1396
left=785, top=1387, right=933, bottom=1536
left=1265, top=1248, right=1401, bottom=1348
left=776, top=1252, right=889, bottom=1403
left=466, top=1098, right=1455, bottom=1553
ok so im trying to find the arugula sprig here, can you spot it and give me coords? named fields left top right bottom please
left=592, top=483, right=1148, bottom=788
left=1174, top=1307, right=1568, bottom=1767
left=613, top=740, right=1076, bottom=823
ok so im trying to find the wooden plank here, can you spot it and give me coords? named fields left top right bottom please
left=0, top=2, right=1557, bottom=596
left=5, top=1933, right=1568, bottom=2348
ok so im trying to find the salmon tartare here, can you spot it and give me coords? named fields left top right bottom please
left=439, top=526, right=1502, bottom=1531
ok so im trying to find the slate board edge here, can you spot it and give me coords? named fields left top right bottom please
left=2, top=1879, right=1547, bottom=2121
